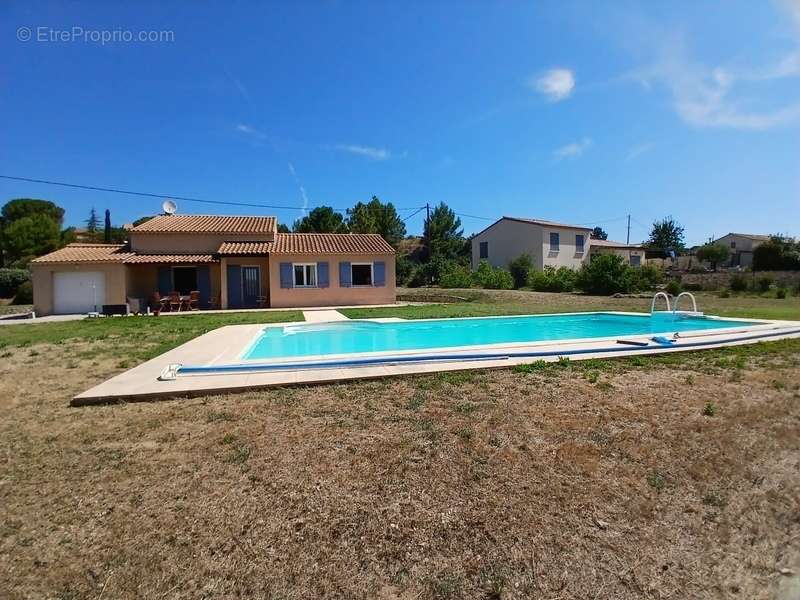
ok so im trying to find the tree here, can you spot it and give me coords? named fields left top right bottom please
left=293, top=206, right=348, bottom=233
left=132, top=215, right=154, bottom=227
left=590, top=226, right=608, bottom=240
left=423, top=202, right=466, bottom=262
left=346, top=196, right=406, bottom=247
left=277, top=223, right=290, bottom=233
left=2, top=213, right=61, bottom=266
left=753, top=236, right=800, bottom=271
left=104, top=209, right=112, bottom=243
left=647, top=216, right=685, bottom=252
left=695, top=242, right=730, bottom=271
left=86, top=207, right=100, bottom=234
left=1, top=198, right=66, bottom=267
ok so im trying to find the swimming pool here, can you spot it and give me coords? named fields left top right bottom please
left=242, top=312, right=757, bottom=361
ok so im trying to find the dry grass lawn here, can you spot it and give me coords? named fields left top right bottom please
left=2, top=325, right=800, bottom=598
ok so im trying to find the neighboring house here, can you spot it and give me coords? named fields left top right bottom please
left=710, top=233, right=770, bottom=268
left=588, top=238, right=647, bottom=266
left=31, top=214, right=395, bottom=315
left=471, top=216, right=645, bottom=271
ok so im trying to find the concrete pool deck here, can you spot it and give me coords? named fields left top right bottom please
left=71, top=311, right=800, bottom=406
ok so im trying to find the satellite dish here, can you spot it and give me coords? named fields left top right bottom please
left=162, top=199, right=177, bottom=215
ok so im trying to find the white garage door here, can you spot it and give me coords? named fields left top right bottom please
left=53, top=271, right=105, bottom=314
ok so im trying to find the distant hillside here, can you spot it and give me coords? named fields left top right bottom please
left=398, top=236, right=424, bottom=261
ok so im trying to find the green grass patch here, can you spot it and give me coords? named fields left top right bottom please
left=0, top=310, right=303, bottom=362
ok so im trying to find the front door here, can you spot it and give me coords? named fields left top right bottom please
left=241, top=266, right=260, bottom=308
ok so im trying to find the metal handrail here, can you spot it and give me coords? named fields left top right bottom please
left=673, top=292, right=698, bottom=313
left=650, top=292, right=671, bottom=313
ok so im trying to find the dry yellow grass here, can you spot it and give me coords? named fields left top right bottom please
left=2, top=335, right=800, bottom=599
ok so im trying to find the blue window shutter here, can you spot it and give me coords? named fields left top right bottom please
left=374, top=261, right=386, bottom=287
left=227, top=265, right=242, bottom=308
left=197, top=265, right=211, bottom=308
left=317, top=262, right=329, bottom=288
left=157, top=266, right=172, bottom=295
left=279, top=263, right=293, bottom=289
left=339, top=261, right=351, bottom=287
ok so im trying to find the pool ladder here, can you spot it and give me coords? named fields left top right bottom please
left=650, top=291, right=701, bottom=316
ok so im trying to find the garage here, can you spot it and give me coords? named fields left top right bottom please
left=53, top=271, right=105, bottom=314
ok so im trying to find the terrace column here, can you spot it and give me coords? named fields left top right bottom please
left=220, top=257, right=228, bottom=309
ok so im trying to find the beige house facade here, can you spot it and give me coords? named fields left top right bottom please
left=471, top=217, right=646, bottom=271
left=471, top=217, right=593, bottom=271
left=31, top=214, right=395, bottom=315
left=710, top=233, right=770, bottom=268
left=587, top=238, right=647, bottom=266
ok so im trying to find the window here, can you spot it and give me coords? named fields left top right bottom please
left=351, top=263, right=373, bottom=286
left=730, top=241, right=736, bottom=249
left=549, top=232, right=560, bottom=251
left=479, top=241, right=489, bottom=259
left=575, top=234, right=585, bottom=254
left=630, top=254, right=641, bottom=267
left=293, top=263, right=317, bottom=287
left=172, top=266, right=197, bottom=294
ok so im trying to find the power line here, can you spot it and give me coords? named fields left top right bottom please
left=0, top=175, right=424, bottom=213
left=401, top=206, right=427, bottom=223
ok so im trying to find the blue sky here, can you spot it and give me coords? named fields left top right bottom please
left=2, top=1, right=799, bottom=246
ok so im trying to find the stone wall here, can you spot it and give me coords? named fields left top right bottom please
left=676, top=270, right=800, bottom=290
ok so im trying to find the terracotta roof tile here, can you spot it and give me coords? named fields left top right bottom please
left=217, top=241, right=274, bottom=255
left=124, top=254, right=218, bottom=264
left=31, top=244, right=133, bottom=264
left=131, top=214, right=277, bottom=234
left=271, top=233, right=395, bottom=254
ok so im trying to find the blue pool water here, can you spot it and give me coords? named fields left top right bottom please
left=243, top=312, right=755, bottom=360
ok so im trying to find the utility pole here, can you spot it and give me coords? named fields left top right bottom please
left=626, top=214, right=630, bottom=245
left=424, top=202, right=430, bottom=250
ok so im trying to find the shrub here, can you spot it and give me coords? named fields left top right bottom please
left=683, top=282, right=703, bottom=291
left=665, top=280, right=682, bottom=296
left=575, top=255, right=634, bottom=295
left=0, top=268, right=29, bottom=298
left=527, top=266, right=577, bottom=293
left=12, top=280, right=33, bottom=305
left=473, top=260, right=514, bottom=290
left=776, top=287, right=787, bottom=299
left=718, top=289, right=730, bottom=298
left=638, top=264, right=664, bottom=287
left=508, top=254, right=534, bottom=289
left=756, top=275, right=773, bottom=293
left=439, top=262, right=473, bottom=288
left=729, top=274, right=748, bottom=292
left=395, top=256, right=415, bottom=286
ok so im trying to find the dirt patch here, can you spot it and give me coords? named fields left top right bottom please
left=1, top=341, right=799, bottom=599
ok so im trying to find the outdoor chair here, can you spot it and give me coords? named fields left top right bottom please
left=149, top=292, right=163, bottom=315
left=169, top=291, right=182, bottom=312
left=188, top=291, right=200, bottom=311
left=208, top=294, right=220, bottom=310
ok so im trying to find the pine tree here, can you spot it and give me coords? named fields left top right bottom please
left=104, top=209, right=112, bottom=243
left=86, top=207, right=100, bottom=234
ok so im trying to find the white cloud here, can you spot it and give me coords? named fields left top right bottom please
left=627, top=142, right=654, bottom=160
left=335, top=144, right=391, bottom=160
left=530, top=68, right=576, bottom=102
left=235, top=123, right=267, bottom=139
left=554, top=137, right=592, bottom=160
left=287, top=162, right=310, bottom=217
left=629, top=2, right=800, bottom=131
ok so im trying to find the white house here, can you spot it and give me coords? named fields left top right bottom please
left=470, top=216, right=645, bottom=271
